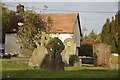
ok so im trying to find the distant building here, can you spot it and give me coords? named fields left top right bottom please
left=5, top=13, right=82, bottom=56
left=5, top=4, right=82, bottom=56
left=40, top=13, right=82, bottom=55
left=5, top=4, right=24, bottom=54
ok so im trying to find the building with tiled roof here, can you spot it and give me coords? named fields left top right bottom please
left=40, top=13, right=82, bottom=57
left=5, top=13, right=82, bottom=56
left=40, top=13, right=82, bottom=34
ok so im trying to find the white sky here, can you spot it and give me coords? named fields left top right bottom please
left=1, top=0, right=120, bottom=2
left=2, top=1, right=119, bottom=35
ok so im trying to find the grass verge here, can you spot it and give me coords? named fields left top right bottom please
left=2, top=59, right=118, bottom=78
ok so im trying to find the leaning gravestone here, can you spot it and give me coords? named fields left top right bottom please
left=28, top=32, right=50, bottom=68
left=41, top=37, right=65, bottom=70
left=28, top=44, right=48, bottom=68
left=61, top=38, right=76, bottom=65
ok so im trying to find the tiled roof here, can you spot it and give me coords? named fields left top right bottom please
left=6, top=13, right=80, bottom=34
left=39, top=13, right=79, bottom=34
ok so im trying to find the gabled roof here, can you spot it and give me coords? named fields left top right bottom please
left=39, top=13, right=79, bottom=34
left=6, top=13, right=82, bottom=36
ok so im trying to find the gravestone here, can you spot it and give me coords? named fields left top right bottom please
left=93, top=43, right=111, bottom=68
left=28, top=32, right=50, bottom=68
left=28, top=44, right=48, bottom=68
left=61, top=38, right=76, bottom=65
left=109, top=53, right=119, bottom=70
left=41, top=37, right=65, bottom=70
left=74, top=58, right=82, bottom=67
left=69, top=55, right=82, bottom=67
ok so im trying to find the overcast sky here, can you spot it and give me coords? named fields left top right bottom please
left=2, top=0, right=120, bottom=2
left=4, top=2, right=118, bottom=35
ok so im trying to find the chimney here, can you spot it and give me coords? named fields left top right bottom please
left=16, top=4, right=24, bottom=14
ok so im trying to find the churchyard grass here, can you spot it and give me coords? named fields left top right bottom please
left=2, top=59, right=118, bottom=78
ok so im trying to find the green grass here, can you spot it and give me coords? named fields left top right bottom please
left=1, top=59, right=118, bottom=78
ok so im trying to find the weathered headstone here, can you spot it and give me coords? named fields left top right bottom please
left=93, top=43, right=111, bottom=68
left=62, top=38, right=76, bottom=65
left=109, top=53, right=119, bottom=70
left=74, top=58, right=82, bottom=67
left=28, top=45, right=48, bottom=68
left=69, top=55, right=82, bottom=67
left=28, top=32, right=50, bottom=68
left=41, top=37, right=65, bottom=70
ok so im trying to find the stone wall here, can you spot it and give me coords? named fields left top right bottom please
left=5, top=33, right=22, bottom=54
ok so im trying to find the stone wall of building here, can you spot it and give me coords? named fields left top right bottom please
left=5, top=33, right=22, bottom=54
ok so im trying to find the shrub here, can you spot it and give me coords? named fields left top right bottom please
left=69, top=55, right=79, bottom=66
